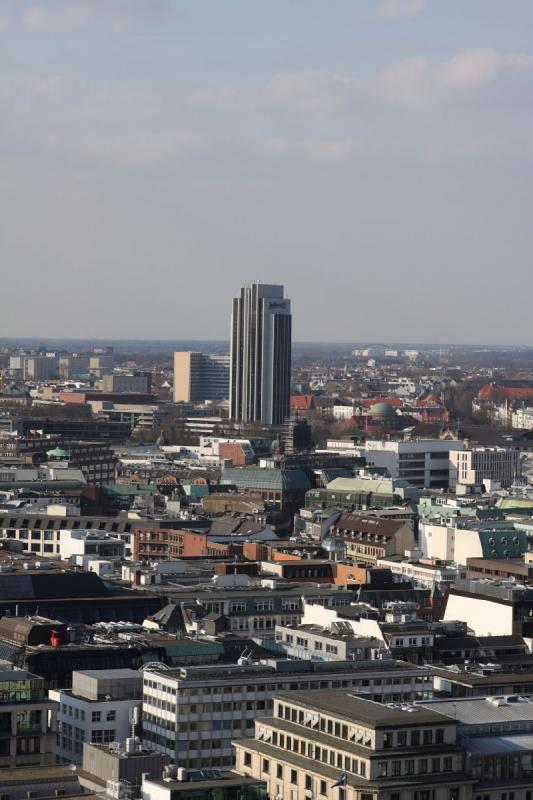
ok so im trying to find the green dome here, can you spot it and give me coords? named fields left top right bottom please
left=370, top=402, right=396, bottom=417
left=46, top=447, right=69, bottom=458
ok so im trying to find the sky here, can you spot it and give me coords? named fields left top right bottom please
left=1, top=0, right=533, bottom=345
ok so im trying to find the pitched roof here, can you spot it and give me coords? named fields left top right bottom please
left=333, top=513, right=407, bottom=537
left=290, top=395, right=314, bottom=411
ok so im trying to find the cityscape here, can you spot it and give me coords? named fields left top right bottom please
left=3, top=281, right=533, bottom=799
left=2, top=1, right=533, bottom=800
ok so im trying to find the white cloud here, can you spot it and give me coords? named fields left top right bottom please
left=191, top=87, right=246, bottom=109
left=264, top=70, right=354, bottom=111
left=31, top=76, right=64, bottom=96
left=265, top=138, right=355, bottom=162
left=376, top=48, right=533, bottom=105
left=18, top=0, right=178, bottom=32
left=379, top=0, right=430, bottom=18
left=441, top=49, right=533, bottom=89
left=85, top=132, right=204, bottom=168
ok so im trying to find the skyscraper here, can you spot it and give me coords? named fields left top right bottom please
left=230, top=283, right=291, bottom=425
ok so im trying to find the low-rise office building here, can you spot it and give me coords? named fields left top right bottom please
left=142, top=659, right=433, bottom=770
left=49, top=668, right=143, bottom=763
left=235, top=690, right=470, bottom=800
left=0, top=669, right=57, bottom=768
left=450, top=446, right=521, bottom=489
left=364, top=439, right=464, bottom=489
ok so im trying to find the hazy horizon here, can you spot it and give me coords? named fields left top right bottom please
left=2, top=0, right=533, bottom=344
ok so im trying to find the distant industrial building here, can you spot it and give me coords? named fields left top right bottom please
left=173, top=352, right=229, bottom=403
left=102, top=371, right=152, bottom=394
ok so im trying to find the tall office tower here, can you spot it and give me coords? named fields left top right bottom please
left=173, top=352, right=230, bottom=403
left=230, top=283, right=291, bottom=425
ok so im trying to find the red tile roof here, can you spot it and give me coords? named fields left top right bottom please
left=291, top=394, right=314, bottom=411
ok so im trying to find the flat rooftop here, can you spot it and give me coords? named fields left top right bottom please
left=419, top=695, right=533, bottom=725
left=146, top=771, right=266, bottom=790
left=274, top=690, right=454, bottom=728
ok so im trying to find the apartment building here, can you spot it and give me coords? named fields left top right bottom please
left=142, top=659, right=433, bottom=770
left=235, top=691, right=470, bottom=800
left=0, top=669, right=57, bottom=768
left=49, top=668, right=142, bottom=763
left=329, top=515, right=416, bottom=566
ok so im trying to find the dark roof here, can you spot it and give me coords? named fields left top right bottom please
left=477, top=635, right=526, bottom=648
left=333, top=514, right=407, bottom=537
left=221, top=467, right=311, bottom=491
left=434, top=636, right=480, bottom=652
left=0, top=571, right=111, bottom=600
left=274, top=690, right=454, bottom=728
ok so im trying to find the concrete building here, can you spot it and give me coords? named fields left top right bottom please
left=419, top=519, right=528, bottom=566
left=377, top=555, right=466, bottom=590
left=141, top=770, right=267, bottom=800
left=274, top=622, right=382, bottom=662
left=102, top=371, right=152, bottom=394
left=59, top=528, right=125, bottom=564
left=49, top=668, right=143, bottom=763
left=230, top=283, right=291, bottom=425
left=0, top=669, right=57, bottom=768
left=364, top=439, right=464, bottom=489
left=23, top=356, right=58, bottom=381
left=173, top=352, right=230, bottom=403
left=58, top=355, right=90, bottom=378
left=0, top=510, right=139, bottom=557
left=449, top=446, right=521, bottom=489
left=79, top=739, right=169, bottom=797
left=142, top=659, right=433, bottom=770
left=306, top=473, right=422, bottom=512
left=443, top=579, right=533, bottom=637
left=235, top=691, right=470, bottom=800
left=89, top=354, right=113, bottom=376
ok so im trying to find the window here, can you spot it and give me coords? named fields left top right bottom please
left=244, top=752, right=251, bottom=767
left=431, top=758, right=440, bottom=773
left=405, top=760, right=415, bottom=775
left=277, top=765, right=283, bottom=779
left=411, top=730, right=420, bottom=746
left=320, top=781, right=327, bottom=796
left=262, top=758, right=269, bottom=774
left=423, top=729, right=433, bottom=745
left=397, top=731, right=407, bottom=746
left=291, top=770, right=297, bottom=785
left=305, top=776, right=312, bottom=790
left=106, top=710, right=116, bottom=721
left=435, top=729, right=444, bottom=744
left=443, top=757, right=452, bottom=772
left=91, top=711, right=101, bottom=723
